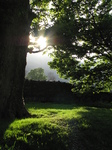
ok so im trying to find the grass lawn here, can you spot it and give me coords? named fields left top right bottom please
left=0, top=102, right=112, bottom=150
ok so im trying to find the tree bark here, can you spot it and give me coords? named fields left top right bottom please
left=0, top=0, right=31, bottom=118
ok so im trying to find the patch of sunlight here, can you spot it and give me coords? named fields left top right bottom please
left=4, top=103, right=90, bottom=139
left=4, top=105, right=89, bottom=138
left=27, top=104, right=89, bottom=122
left=4, top=118, right=57, bottom=139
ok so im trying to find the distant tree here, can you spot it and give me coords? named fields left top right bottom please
left=26, top=68, right=47, bottom=81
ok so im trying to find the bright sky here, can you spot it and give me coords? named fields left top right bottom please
left=26, top=52, right=68, bottom=82
left=27, top=33, right=68, bottom=82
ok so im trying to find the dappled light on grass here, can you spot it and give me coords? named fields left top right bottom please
left=1, top=103, right=112, bottom=150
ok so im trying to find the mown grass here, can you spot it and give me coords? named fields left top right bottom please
left=0, top=102, right=112, bottom=150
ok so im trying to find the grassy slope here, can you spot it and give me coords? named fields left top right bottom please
left=0, top=102, right=112, bottom=150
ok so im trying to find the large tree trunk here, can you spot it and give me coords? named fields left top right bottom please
left=0, top=0, right=31, bottom=118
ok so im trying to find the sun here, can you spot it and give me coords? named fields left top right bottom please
left=29, top=34, right=47, bottom=50
left=37, top=36, right=47, bottom=49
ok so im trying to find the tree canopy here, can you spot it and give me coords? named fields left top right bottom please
left=37, top=0, right=112, bottom=93
left=30, top=0, right=112, bottom=93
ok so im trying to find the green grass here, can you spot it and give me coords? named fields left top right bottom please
left=0, top=102, right=112, bottom=150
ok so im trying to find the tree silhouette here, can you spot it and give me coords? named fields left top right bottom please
left=0, top=0, right=51, bottom=118
left=0, top=0, right=33, bottom=118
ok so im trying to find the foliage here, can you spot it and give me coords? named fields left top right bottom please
left=30, top=0, right=51, bottom=35
left=0, top=102, right=112, bottom=150
left=30, top=0, right=112, bottom=93
left=26, top=68, right=47, bottom=81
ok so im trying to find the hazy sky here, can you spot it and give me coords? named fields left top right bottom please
left=25, top=52, right=68, bottom=82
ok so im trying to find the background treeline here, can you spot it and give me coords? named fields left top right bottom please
left=24, top=80, right=112, bottom=104
left=24, top=80, right=74, bottom=103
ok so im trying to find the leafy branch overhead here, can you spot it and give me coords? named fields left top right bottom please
left=31, top=0, right=112, bottom=93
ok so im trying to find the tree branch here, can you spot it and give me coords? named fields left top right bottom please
left=27, top=46, right=47, bottom=53
left=92, top=14, right=111, bottom=50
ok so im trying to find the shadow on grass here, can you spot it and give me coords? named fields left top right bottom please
left=26, top=102, right=80, bottom=110
left=71, top=107, right=112, bottom=150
